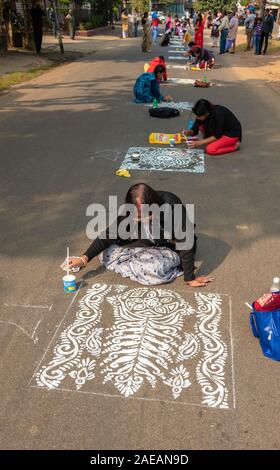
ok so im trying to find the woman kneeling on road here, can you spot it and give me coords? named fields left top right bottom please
left=185, top=99, right=242, bottom=155
left=64, top=183, right=214, bottom=288
left=133, top=65, right=171, bottom=103
left=191, top=46, right=215, bottom=69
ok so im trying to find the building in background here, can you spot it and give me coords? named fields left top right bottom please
left=151, top=1, right=193, bottom=15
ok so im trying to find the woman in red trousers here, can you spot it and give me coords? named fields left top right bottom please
left=194, top=13, right=205, bottom=48
left=184, top=99, right=242, bottom=155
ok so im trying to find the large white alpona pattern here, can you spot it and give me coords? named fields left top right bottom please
left=35, top=285, right=230, bottom=408
left=101, top=288, right=195, bottom=397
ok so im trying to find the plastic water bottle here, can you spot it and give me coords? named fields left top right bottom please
left=270, top=277, right=280, bottom=293
left=152, top=98, right=158, bottom=108
left=203, top=75, right=207, bottom=83
left=188, top=119, right=194, bottom=130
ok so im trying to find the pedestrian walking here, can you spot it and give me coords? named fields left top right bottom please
left=151, top=12, right=160, bottom=43
left=206, top=11, right=212, bottom=29
left=192, top=11, right=197, bottom=28
left=30, top=2, right=45, bottom=53
left=254, top=16, right=262, bottom=55
left=165, top=13, right=172, bottom=32
left=133, top=10, right=140, bottom=37
left=128, top=11, right=134, bottom=37
left=121, top=8, right=128, bottom=39
left=244, top=7, right=256, bottom=51
left=185, top=10, right=191, bottom=28
left=47, top=2, right=58, bottom=38
left=226, top=11, right=238, bottom=53
left=259, top=9, right=275, bottom=55
left=211, top=11, right=220, bottom=47
left=65, top=9, right=75, bottom=40
left=219, top=10, right=230, bottom=54
left=142, top=12, right=152, bottom=53
left=194, top=13, right=205, bottom=47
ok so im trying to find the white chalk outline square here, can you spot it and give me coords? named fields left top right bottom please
left=30, top=284, right=235, bottom=410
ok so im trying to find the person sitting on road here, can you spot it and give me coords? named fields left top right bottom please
left=133, top=65, right=171, bottom=103
left=184, top=99, right=242, bottom=155
left=160, top=28, right=171, bottom=47
left=191, top=46, right=215, bottom=69
left=147, top=56, right=167, bottom=81
left=64, top=183, right=214, bottom=287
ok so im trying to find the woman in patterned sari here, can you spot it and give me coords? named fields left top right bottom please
left=64, top=184, right=214, bottom=288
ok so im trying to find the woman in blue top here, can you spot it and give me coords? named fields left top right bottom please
left=133, top=65, right=172, bottom=103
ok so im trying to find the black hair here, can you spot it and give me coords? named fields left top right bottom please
left=193, top=46, right=202, bottom=54
left=192, top=99, right=212, bottom=117
left=197, top=13, right=203, bottom=25
left=188, top=41, right=196, bottom=48
left=154, top=64, right=164, bottom=76
left=159, top=55, right=165, bottom=62
left=125, top=183, right=162, bottom=207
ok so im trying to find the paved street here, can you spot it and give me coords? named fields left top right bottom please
left=1, top=27, right=280, bottom=450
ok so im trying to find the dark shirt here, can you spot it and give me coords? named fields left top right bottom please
left=192, top=104, right=242, bottom=141
left=30, top=7, right=45, bottom=30
left=83, top=191, right=196, bottom=282
left=194, top=48, right=214, bottom=64
left=261, top=14, right=274, bottom=34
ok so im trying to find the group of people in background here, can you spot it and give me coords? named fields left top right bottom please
left=121, top=9, right=141, bottom=39
left=244, top=6, right=275, bottom=55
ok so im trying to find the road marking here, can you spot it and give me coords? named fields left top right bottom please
left=4, top=303, right=53, bottom=311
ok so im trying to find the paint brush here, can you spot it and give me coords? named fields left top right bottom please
left=67, top=246, right=70, bottom=277
left=245, top=302, right=252, bottom=310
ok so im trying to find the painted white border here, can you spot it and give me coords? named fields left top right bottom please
left=28, top=283, right=83, bottom=385
left=29, top=286, right=236, bottom=410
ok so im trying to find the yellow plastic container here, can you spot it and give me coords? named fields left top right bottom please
left=149, top=132, right=182, bottom=145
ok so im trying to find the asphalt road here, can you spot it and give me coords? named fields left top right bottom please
left=1, top=29, right=280, bottom=450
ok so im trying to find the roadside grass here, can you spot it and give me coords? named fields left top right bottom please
left=0, top=65, right=54, bottom=90
left=235, top=38, right=280, bottom=54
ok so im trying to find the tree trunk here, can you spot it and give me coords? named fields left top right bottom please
left=0, top=0, right=8, bottom=52
left=22, top=0, right=34, bottom=49
left=259, top=0, right=266, bottom=16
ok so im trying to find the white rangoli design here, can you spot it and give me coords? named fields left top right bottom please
left=34, top=284, right=232, bottom=409
left=119, top=147, right=204, bottom=173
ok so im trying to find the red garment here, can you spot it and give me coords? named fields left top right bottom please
left=206, top=135, right=239, bottom=155
left=147, top=57, right=167, bottom=81
left=152, top=17, right=160, bottom=27
left=254, top=293, right=280, bottom=312
left=195, top=19, right=205, bottom=48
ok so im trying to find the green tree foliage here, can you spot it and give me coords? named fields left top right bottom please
left=131, top=0, right=150, bottom=12
left=195, top=0, right=237, bottom=13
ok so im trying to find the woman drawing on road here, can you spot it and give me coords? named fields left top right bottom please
left=64, top=184, right=214, bottom=287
